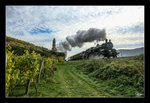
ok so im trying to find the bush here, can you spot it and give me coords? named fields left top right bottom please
left=58, top=56, right=64, bottom=64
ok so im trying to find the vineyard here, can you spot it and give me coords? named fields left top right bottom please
left=6, top=44, right=144, bottom=97
left=6, top=44, right=62, bottom=96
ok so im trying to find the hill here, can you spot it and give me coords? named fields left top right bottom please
left=117, top=47, right=144, bottom=57
left=6, top=36, right=65, bottom=57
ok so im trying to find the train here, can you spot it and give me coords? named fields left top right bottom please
left=68, top=39, right=119, bottom=60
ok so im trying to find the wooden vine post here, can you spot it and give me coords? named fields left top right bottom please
left=42, top=62, right=46, bottom=80
left=25, top=79, right=31, bottom=95
left=25, top=59, right=37, bottom=95
left=34, top=78, right=37, bottom=95
left=37, top=60, right=44, bottom=83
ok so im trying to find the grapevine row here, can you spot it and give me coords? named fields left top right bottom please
left=6, top=44, right=59, bottom=96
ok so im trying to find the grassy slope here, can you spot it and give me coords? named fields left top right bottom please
left=68, top=54, right=144, bottom=97
left=6, top=36, right=65, bottom=57
left=6, top=36, right=45, bottom=51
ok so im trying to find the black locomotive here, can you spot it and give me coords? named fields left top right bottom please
left=69, top=39, right=119, bottom=60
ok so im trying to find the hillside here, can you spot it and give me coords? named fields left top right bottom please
left=117, top=47, right=144, bottom=57
left=6, top=36, right=65, bottom=57
left=68, top=54, right=144, bottom=97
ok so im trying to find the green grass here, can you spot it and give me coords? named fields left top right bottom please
left=10, top=63, right=106, bottom=97
left=8, top=54, right=144, bottom=97
left=68, top=54, right=144, bottom=97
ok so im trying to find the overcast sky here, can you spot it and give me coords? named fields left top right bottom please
left=6, top=6, right=144, bottom=58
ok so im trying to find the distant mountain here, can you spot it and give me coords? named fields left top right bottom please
left=117, top=47, right=144, bottom=57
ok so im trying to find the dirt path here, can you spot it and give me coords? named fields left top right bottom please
left=55, top=63, right=105, bottom=97
left=11, top=63, right=107, bottom=97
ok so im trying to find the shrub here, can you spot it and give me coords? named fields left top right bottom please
left=58, top=56, right=64, bottom=64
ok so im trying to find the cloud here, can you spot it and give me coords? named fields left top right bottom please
left=115, top=23, right=144, bottom=34
left=6, top=6, right=144, bottom=58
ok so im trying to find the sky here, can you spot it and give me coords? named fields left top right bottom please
left=6, top=6, right=144, bottom=58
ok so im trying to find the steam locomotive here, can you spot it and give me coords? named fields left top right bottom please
left=69, top=39, right=119, bottom=60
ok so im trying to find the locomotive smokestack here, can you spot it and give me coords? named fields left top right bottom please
left=109, top=39, right=111, bottom=42
left=105, top=39, right=108, bottom=43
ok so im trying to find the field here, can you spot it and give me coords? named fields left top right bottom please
left=8, top=54, right=144, bottom=98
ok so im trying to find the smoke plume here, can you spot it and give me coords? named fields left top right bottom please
left=57, top=28, right=106, bottom=52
